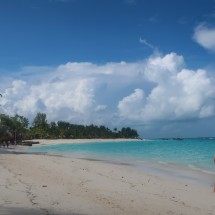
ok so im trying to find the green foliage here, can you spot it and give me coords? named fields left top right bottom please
left=11, top=114, right=29, bottom=140
left=0, top=114, right=14, bottom=141
left=13, top=114, right=29, bottom=129
left=118, top=127, right=139, bottom=138
left=0, top=114, right=30, bottom=142
left=0, top=112, right=139, bottom=142
left=32, top=112, right=48, bottom=129
left=30, top=113, right=49, bottom=139
left=49, top=122, right=60, bottom=139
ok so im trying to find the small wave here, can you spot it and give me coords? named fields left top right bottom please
left=187, top=164, right=215, bottom=175
left=188, top=164, right=198, bottom=170
left=158, top=161, right=168, bottom=165
left=136, top=160, right=145, bottom=163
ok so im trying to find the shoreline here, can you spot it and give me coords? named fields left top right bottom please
left=29, top=138, right=215, bottom=182
left=1, top=139, right=215, bottom=215
left=31, top=138, right=143, bottom=146
left=10, top=138, right=215, bottom=186
left=3, top=143, right=215, bottom=187
left=3, top=138, right=215, bottom=185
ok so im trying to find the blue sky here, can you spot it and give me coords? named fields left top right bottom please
left=0, top=0, right=214, bottom=68
left=0, top=0, right=215, bottom=138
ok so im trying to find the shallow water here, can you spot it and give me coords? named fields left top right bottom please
left=28, top=138, right=215, bottom=184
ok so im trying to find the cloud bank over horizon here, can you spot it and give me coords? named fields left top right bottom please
left=1, top=52, right=215, bottom=134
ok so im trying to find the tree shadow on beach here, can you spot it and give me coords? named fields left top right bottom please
left=0, top=207, right=87, bottom=215
left=0, top=147, right=45, bottom=155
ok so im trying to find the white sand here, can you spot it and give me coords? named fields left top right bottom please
left=32, top=138, right=142, bottom=145
left=0, top=139, right=215, bottom=215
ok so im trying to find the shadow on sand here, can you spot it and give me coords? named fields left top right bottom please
left=0, top=206, right=87, bottom=215
left=0, top=147, right=45, bottom=155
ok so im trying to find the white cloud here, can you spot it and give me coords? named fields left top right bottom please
left=193, top=23, right=215, bottom=51
left=144, top=52, right=184, bottom=83
left=1, top=52, right=215, bottom=128
left=118, top=89, right=145, bottom=120
left=95, top=105, right=107, bottom=112
left=139, top=37, right=155, bottom=50
left=118, top=53, right=215, bottom=122
left=0, top=61, right=143, bottom=125
left=1, top=78, right=95, bottom=123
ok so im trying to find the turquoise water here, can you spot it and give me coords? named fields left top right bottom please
left=29, top=138, right=215, bottom=175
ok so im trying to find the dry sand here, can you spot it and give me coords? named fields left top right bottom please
left=0, top=139, right=215, bottom=215
left=33, top=138, right=141, bottom=145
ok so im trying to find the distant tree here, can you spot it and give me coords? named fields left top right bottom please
left=0, top=114, right=15, bottom=141
left=0, top=111, right=140, bottom=141
left=13, top=114, right=29, bottom=128
left=57, top=121, right=72, bottom=138
left=31, top=113, right=49, bottom=139
left=11, top=114, right=29, bottom=141
left=119, top=127, right=138, bottom=138
left=32, top=113, right=48, bottom=129
left=49, top=121, right=60, bottom=139
left=0, top=114, right=16, bottom=129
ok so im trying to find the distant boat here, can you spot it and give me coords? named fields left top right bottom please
left=159, top=138, right=184, bottom=141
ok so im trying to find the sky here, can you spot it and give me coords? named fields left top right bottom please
left=0, top=0, right=215, bottom=138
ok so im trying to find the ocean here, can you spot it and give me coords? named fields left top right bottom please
left=28, top=138, right=215, bottom=184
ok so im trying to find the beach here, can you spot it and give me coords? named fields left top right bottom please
left=32, top=138, right=141, bottom=145
left=0, top=139, right=215, bottom=215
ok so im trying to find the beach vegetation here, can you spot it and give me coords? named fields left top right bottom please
left=0, top=114, right=29, bottom=142
left=30, top=113, right=49, bottom=139
left=0, top=112, right=139, bottom=143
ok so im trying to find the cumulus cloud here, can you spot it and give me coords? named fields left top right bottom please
left=1, top=52, right=215, bottom=128
left=1, top=78, right=95, bottom=123
left=118, top=89, right=145, bottom=118
left=0, top=61, right=143, bottom=125
left=118, top=53, right=215, bottom=122
left=193, top=23, right=215, bottom=51
left=144, top=52, right=184, bottom=83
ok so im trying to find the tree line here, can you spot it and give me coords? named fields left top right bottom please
left=0, top=113, right=139, bottom=143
